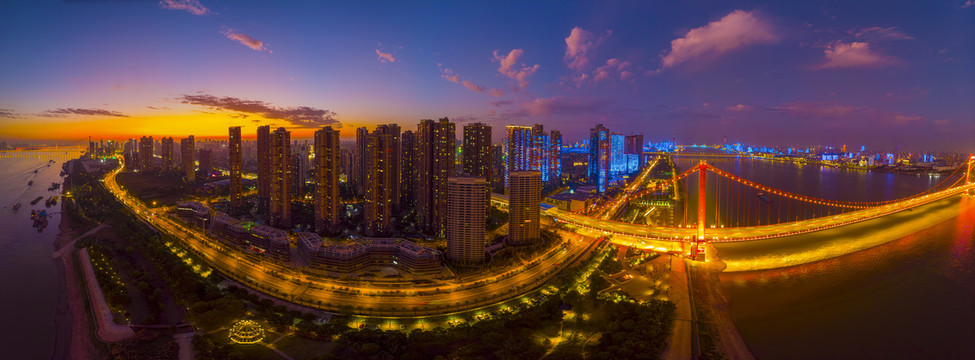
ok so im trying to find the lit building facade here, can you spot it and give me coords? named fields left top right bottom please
left=269, top=127, right=292, bottom=228
left=139, top=135, right=153, bottom=171
left=463, top=123, right=492, bottom=185
left=362, top=129, right=395, bottom=236
left=228, top=126, right=243, bottom=214
left=446, top=176, right=488, bottom=264
left=417, top=118, right=455, bottom=237
left=160, top=137, right=174, bottom=170
left=588, top=124, right=610, bottom=192
left=401, top=130, right=418, bottom=206
left=180, top=135, right=194, bottom=182
left=313, top=126, right=341, bottom=233
left=257, top=125, right=271, bottom=217
left=508, top=171, right=540, bottom=243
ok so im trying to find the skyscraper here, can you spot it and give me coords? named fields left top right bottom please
left=291, top=153, right=305, bottom=197
left=589, top=124, right=610, bottom=192
left=503, top=125, right=532, bottom=187
left=462, top=123, right=492, bottom=184
left=362, top=129, right=394, bottom=236
left=313, top=126, right=340, bottom=233
left=180, top=135, right=195, bottom=182
left=549, top=130, right=562, bottom=182
left=417, top=118, right=455, bottom=237
left=198, top=148, right=212, bottom=177
left=270, top=127, right=291, bottom=228
left=139, top=135, right=153, bottom=171
left=229, top=126, right=242, bottom=214
left=160, top=137, right=174, bottom=170
left=257, top=125, right=271, bottom=218
left=508, top=171, right=540, bottom=244
left=401, top=130, right=418, bottom=206
left=354, top=127, right=369, bottom=194
left=610, top=133, right=625, bottom=176
left=624, top=134, right=644, bottom=173
left=376, top=124, right=401, bottom=212
left=446, top=176, right=488, bottom=264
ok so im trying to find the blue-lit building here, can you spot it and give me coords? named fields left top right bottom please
left=503, top=125, right=532, bottom=187
left=589, top=124, right=610, bottom=192
left=610, top=133, right=625, bottom=177
left=505, top=124, right=562, bottom=187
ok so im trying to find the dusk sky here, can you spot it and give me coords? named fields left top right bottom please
left=1, top=0, right=974, bottom=151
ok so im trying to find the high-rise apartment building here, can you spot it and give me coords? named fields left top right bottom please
left=229, top=126, right=242, bottom=214
left=508, top=171, right=540, bottom=244
left=198, top=148, right=212, bottom=177
left=446, top=176, right=488, bottom=264
left=257, top=125, right=271, bottom=217
left=362, top=129, right=395, bottom=236
left=401, top=130, right=418, bottom=206
left=463, top=123, right=492, bottom=185
left=417, top=118, right=455, bottom=237
left=139, top=136, right=153, bottom=171
left=624, top=134, right=644, bottom=173
left=503, top=125, right=532, bottom=187
left=160, top=137, right=174, bottom=170
left=291, top=153, right=305, bottom=197
left=589, top=124, right=610, bottom=192
left=313, top=126, right=341, bottom=233
left=269, top=127, right=292, bottom=228
left=549, top=130, right=562, bottom=181
left=354, top=127, right=369, bottom=194
left=376, top=124, right=401, bottom=212
left=610, top=133, right=625, bottom=176
left=180, top=136, right=195, bottom=182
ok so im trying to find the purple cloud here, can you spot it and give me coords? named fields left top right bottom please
left=41, top=108, right=129, bottom=117
left=658, top=10, right=777, bottom=71
left=220, top=28, right=269, bottom=52
left=158, top=0, right=209, bottom=16
left=814, top=41, right=896, bottom=69
left=178, top=94, right=339, bottom=128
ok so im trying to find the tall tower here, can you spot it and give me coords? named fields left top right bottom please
left=610, top=133, right=625, bottom=176
left=447, top=176, right=488, bottom=264
left=354, top=127, right=369, bottom=195
left=463, top=123, right=492, bottom=184
left=401, top=130, right=418, bottom=206
left=508, top=171, right=540, bottom=244
left=198, top=148, right=212, bottom=177
left=270, top=127, right=292, bottom=228
left=139, top=136, right=153, bottom=171
left=180, top=135, right=195, bottom=182
left=228, top=126, right=242, bottom=215
left=417, top=118, right=455, bottom=237
left=376, top=124, right=402, bottom=212
left=624, top=134, right=644, bottom=173
left=363, top=129, right=394, bottom=236
left=160, top=137, right=174, bottom=170
left=549, top=130, right=562, bottom=182
left=589, top=124, right=610, bottom=192
left=314, top=126, right=341, bottom=233
left=256, top=125, right=271, bottom=218
left=503, top=125, right=532, bottom=187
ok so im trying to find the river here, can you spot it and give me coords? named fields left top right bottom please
left=673, top=156, right=975, bottom=359
left=0, top=150, right=79, bottom=359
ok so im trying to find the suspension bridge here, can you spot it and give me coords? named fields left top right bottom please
left=547, top=155, right=975, bottom=260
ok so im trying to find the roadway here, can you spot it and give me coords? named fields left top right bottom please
left=101, top=160, right=602, bottom=317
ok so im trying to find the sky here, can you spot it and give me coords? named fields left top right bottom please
left=0, top=0, right=974, bottom=152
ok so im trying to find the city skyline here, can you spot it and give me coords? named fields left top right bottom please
left=1, top=1, right=973, bottom=151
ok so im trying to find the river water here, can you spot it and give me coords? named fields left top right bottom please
left=0, top=150, right=78, bottom=359
left=674, top=157, right=975, bottom=359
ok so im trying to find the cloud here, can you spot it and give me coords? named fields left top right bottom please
left=815, top=41, right=895, bottom=69
left=593, top=58, right=633, bottom=82
left=178, top=94, right=339, bottom=128
left=441, top=68, right=459, bottom=83
left=962, top=1, right=975, bottom=8
left=852, top=26, right=913, bottom=41
left=506, top=96, right=612, bottom=118
left=726, top=104, right=752, bottom=112
left=492, top=49, right=540, bottom=89
left=158, top=0, right=209, bottom=16
left=490, top=100, right=513, bottom=107
left=659, top=10, right=777, bottom=70
left=376, top=49, right=396, bottom=63
left=220, top=28, right=268, bottom=52
left=42, top=108, right=129, bottom=117
left=0, top=109, right=21, bottom=118
left=146, top=106, right=170, bottom=110
left=564, top=27, right=610, bottom=71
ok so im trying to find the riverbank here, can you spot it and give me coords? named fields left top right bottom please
left=51, top=200, right=103, bottom=360
left=691, top=249, right=755, bottom=360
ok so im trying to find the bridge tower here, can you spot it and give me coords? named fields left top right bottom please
left=967, top=155, right=974, bottom=196
left=686, top=160, right=707, bottom=260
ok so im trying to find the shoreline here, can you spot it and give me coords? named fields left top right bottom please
left=51, top=198, right=103, bottom=360
left=691, top=254, right=756, bottom=360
